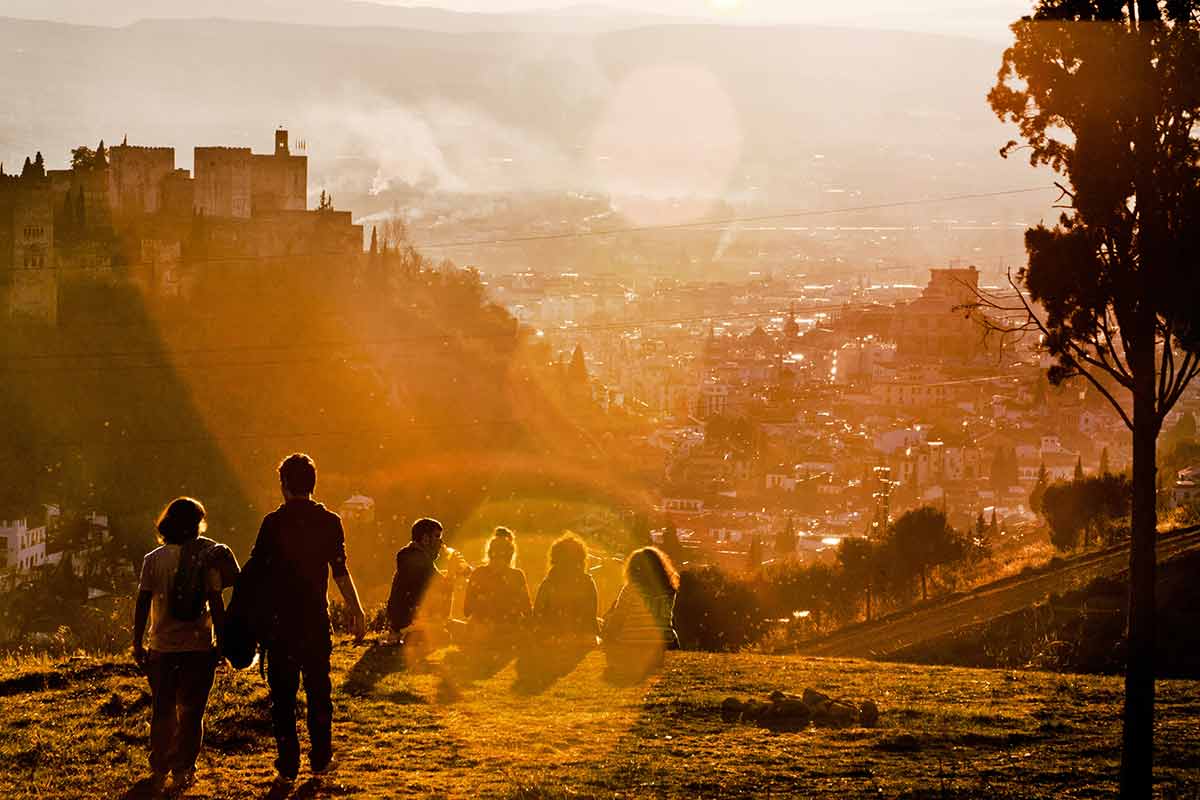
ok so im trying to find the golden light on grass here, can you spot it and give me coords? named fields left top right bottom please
left=5, top=647, right=1197, bottom=797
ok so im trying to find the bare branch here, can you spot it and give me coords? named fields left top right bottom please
left=1097, top=308, right=1133, bottom=384
left=1069, top=358, right=1134, bottom=430
left=997, top=270, right=1134, bottom=430
left=1164, top=350, right=1200, bottom=412
left=1158, top=326, right=1175, bottom=409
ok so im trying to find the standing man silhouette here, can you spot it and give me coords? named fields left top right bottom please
left=251, top=453, right=366, bottom=786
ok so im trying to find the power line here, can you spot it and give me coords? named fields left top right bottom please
left=409, top=187, right=1052, bottom=249
left=0, top=185, right=1051, bottom=274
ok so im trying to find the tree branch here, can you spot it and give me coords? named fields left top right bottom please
left=1002, top=271, right=1135, bottom=430
left=1158, top=325, right=1175, bottom=410
left=1098, top=308, right=1133, bottom=385
left=1165, top=350, right=1200, bottom=412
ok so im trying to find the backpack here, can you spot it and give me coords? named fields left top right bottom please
left=222, top=553, right=276, bottom=670
left=169, top=536, right=217, bottom=622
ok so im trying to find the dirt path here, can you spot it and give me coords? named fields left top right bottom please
left=803, top=530, right=1200, bottom=659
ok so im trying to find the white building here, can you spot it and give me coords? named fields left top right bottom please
left=0, top=519, right=48, bottom=574
left=1173, top=466, right=1200, bottom=507
left=339, top=494, right=376, bottom=526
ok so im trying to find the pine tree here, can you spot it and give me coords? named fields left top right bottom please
left=627, top=512, right=652, bottom=549
left=746, top=534, right=763, bottom=571
left=567, top=345, right=588, bottom=387
left=889, top=506, right=964, bottom=602
left=660, top=521, right=684, bottom=566
left=1099, top=447, right=1111, bottom=476
left=1033, top=374, right=1049, bottom=406
left=986, top=5, right=1200, bottom=786
left=1030, top=462, right=1048, bottom=515
left=369, top=226, right=378, bottom=256
left=1074, top=457, right=1084, bottom=482
left=776, top=517, right=797, bottom=558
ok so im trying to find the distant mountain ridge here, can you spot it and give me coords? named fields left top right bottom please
left=0, top=14, right=1037, bottom=219
left=0, top=0, right=692, bottom=32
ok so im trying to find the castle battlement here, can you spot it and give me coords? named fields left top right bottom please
left=1, top=129, right=360, bottom=324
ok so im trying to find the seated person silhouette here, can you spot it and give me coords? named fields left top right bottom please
left=601, top=546, right=680, bottom=680
left=463, top=526, right=531, bottom=653
left=386, top=517, right=470, bottom=661
left=520, top=533, right=599, bottom=683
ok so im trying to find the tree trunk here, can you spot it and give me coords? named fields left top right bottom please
left=919, top=567, right=927, bottom=602
left=1120, top=348, right=1160, bottom=799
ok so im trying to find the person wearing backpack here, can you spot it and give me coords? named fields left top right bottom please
left=250, top=453, right=366, bottom=787
left=132, top=496, right=238, bottom=795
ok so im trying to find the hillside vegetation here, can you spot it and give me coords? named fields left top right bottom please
left=0, top=645, right=1197, bottom=798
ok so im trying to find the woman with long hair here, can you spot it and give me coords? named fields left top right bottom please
left=601, top=546, right=680, bottom=677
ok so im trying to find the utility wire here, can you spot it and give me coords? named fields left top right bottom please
left=410, top=187, right=1052, bottom=249
left=0, top=185, right=1051, bottom=273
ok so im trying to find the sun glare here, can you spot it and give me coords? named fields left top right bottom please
left=709, top=0, right=742, bottom=11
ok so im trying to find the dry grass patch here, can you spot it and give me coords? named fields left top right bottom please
left=0, top=644, right=1196, bottom=798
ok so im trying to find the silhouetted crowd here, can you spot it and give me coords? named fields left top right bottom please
left=131, top=453, right=679, bottom=795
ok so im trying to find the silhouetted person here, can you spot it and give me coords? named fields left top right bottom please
left=602, top=547, right=680, bottom=679
left=132, top=497, right=238, bottom=795
left=464, top=526, right=531, bottom=649
left=386, top=517, right=470, bottom=653
left=531, top=533, right=599, bottom=646
left=250, top=453, right=366, bottom=787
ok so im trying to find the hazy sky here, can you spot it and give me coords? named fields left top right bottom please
left=387, top=0, right=1034, bottom=38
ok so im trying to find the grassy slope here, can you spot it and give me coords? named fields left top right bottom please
left=0, top=643, right=1197, bottom=799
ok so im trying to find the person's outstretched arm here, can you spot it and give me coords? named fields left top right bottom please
left=463, top=571, right=479, bottom=621
left=132, top=553, right=153, bottom=669
left=334, top=571, right=367, bottom=642
left=207, top=566, right=227, bottom=655
left=208, top=590, right=227, bottom=651
left=132, top=590, right=152, bottom=668
left=586, top=578, right=600, bottom=636
left=329, top=516, right=366, bottom=641
left=516, top=571, right=532, bottom=617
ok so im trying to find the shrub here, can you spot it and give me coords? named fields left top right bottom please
left=675, top=566, right=768, bottom=651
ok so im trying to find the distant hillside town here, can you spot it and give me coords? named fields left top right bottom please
left=0, top=129, right=363, bottom=323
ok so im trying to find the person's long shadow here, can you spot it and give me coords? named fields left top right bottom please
left=601, top=645, right=668, bottom=688
left=118, top=777, right=159, bottom=800
left=444, top=644, right=517, bottom=685
left=512, top=643, right=591, bottom=696
left=342, top=639, right=409, bottom=698
left=257, top=777, right=320, bottom=800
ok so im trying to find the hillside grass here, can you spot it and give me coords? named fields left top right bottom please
left=0, top=641, right=1197, bottom=799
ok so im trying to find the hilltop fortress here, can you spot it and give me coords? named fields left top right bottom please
left=0, top=129, right=363, bottom=323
